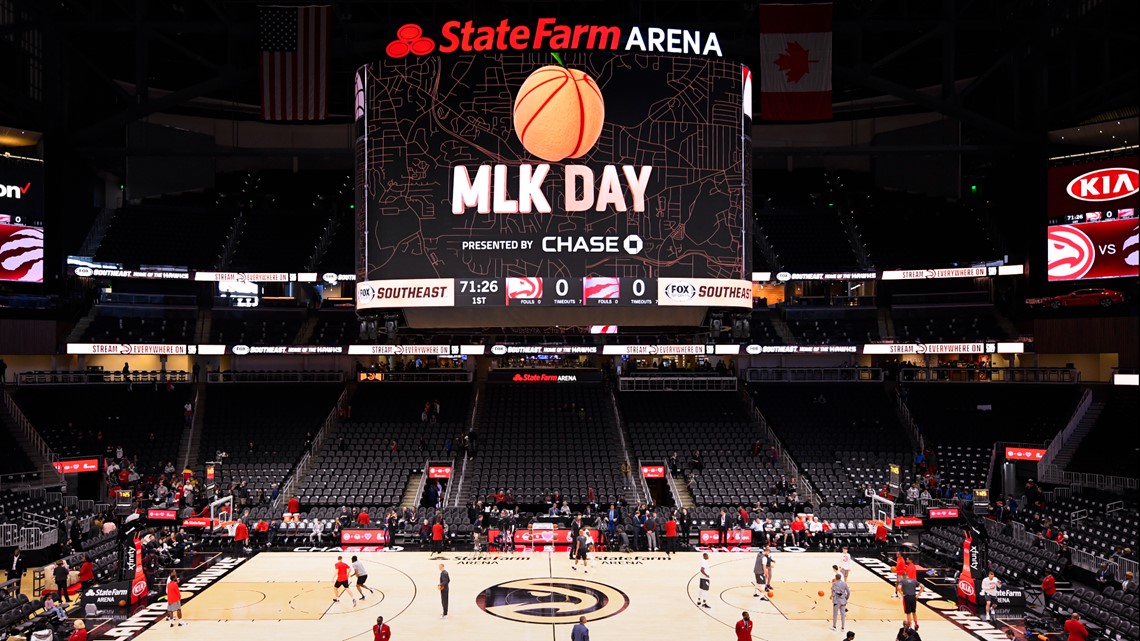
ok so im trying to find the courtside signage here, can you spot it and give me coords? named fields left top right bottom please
left=1004, top=447, right=1046, bottom=461
left=53, top=458, right=100, bottom=473
left=641, top=465, right=665, bottom=478
left=928, top=507, right=960, bottom=519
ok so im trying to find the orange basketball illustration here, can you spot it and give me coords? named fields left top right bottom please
left=513, top=65, right=604, bottom=162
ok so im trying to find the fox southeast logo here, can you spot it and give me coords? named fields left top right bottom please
left=385, top=19, right=722, bottom=58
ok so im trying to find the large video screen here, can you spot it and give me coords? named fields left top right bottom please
left=1046, top=158, right=1138, bottom=281
left=356, top=51, right=751, bottom=309
left=0, top=155, right=44, bottom=283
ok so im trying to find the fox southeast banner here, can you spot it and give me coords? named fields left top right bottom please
left=758, top=3, right=833, bottom=120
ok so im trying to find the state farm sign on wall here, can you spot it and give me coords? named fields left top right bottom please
left=385, top=19, right=724, bottom=58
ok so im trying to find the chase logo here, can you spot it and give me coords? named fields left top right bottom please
left=476, top=578, right=629, bottom=624
left=663, top=281, right=696, bottom=301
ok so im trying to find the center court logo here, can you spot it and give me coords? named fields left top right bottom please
left=477, top=578, right=629, bottom=624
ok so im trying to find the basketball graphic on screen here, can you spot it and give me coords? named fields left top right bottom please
left=513, top=65, right=604, bottom=162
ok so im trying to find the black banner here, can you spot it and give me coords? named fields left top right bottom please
left=487, top=368, right=604, bottom=383
left=82, top=580, right=131, bottom=607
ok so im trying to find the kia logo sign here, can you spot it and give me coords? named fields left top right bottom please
left=131, top=581, right=147, bottom=597
left=663, top=281, right=696, bottom=301
left=958, top=577, right=975, bottom=597
left=1066, top=167, right=1139, bottom=202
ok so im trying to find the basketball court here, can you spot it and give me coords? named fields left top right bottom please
left=117, top=550, right=984, bottom=641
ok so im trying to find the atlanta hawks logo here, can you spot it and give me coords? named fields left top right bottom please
left=476, top=578, right=630, bottom=624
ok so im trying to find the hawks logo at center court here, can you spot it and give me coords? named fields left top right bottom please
left=476, top=578, right=629, bottom=624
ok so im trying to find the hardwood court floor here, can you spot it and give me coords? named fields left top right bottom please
left=130, top=550, right=976, bottom=641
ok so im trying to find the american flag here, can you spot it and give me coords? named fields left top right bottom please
left=259, top=5, right=330, bottom=121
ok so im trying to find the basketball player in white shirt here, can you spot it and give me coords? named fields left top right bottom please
left=839, top=546, right=852, bottom=580
left=696, top=552, right=711, bottom=608
left=980, top=570, right=1001, bottom=620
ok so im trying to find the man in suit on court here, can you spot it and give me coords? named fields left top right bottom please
left=437, top=563, right=450, bottom=619
left=571, top=615, right=590, bottom=641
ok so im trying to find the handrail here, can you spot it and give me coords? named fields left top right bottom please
left=2, top=390, right=63, bottom=486
left=450, top=384, right=480, bottom=507
left=179, top=384, right=203, bottom=471
left=274, top=387, right=348, bottom=510
left=413, top=461, right=429, bottom=510
left=17, top=370, right=191, bottom=385
left=636, top=458, right=652, bottom=506
left=985, top=443, right=998, bottom=496
left=207, top=371, right=345, bottom=383
left=893, top=386, right=924, bottom=452
left=1039, top=388, right=1092, bottom=470
left=1012, top=520, right=1139, bottom=581
left=618, top=376, right=737, bottom=391
left=609, top=385, right=641, bottom=505
left=745, top=367, right=882, bottom=383
left=741, top=388, right=820, bottom=507
left=900, top=367, right=1077, bottom=383
left=663, top=460, right=683, bottom=509
left=1039, top=465, right=1139, bottom=493
left=356, top=371, right=472, bottom=383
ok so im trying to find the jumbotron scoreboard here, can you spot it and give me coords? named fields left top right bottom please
left=355, top=25, right=752, bottom=312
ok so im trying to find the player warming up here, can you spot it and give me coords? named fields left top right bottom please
left=166, top=572, right=185, bottom=627
left=351, top=555, right=376, bottom=601
left=332, top=555, right=356, bottom=606
left=696, top=552, right=711, bottom=608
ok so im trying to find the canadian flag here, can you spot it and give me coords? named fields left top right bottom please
left=759, top=3, right=833, bottom=120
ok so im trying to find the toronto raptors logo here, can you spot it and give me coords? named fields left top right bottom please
left=477, top=578, right=629, bottom=624
left=1047, top=225, right=1095, bottom=280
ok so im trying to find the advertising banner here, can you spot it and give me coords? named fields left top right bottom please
left=340, top=529, right=392, bottom=545
left=1004, top=447, right=1046, bottom=461
left=357, top=45, right=751, bottom=309
left=641, top=465, right=666, bottom=478
left=488, top=528, right=575, bottom=545
left=698, top=529, right=752, bottom=545
left=1046, top=218, right=1139, bottom=281
left=427, top=466, right=452, bottom=479
left=54, top=458, right=101, bottom=474
left=81, top=581, right=132, bottom=607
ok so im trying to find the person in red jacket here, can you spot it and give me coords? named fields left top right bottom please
left=68, top=619, right=87, bottom=641
left=735, top=611, right=753, bottom=641
left=664, top=513, right=678, bottom=556
left=77, top=555, right=94, bottom=591
left=790, top=515, right=806, bottom=547
left=166, top=572, right=185, bottom=627
left=906, top=559, right=918, bottom=580
left=287, top=496, right=300, bottom=515
left=358, top=509, right=371, bottom=525
left=1063, top=612, right=1089, bottom=641
left=1041, top=574, right=1056, bottom=609
left=431, top=519, right=445, bottom=558
left=373, top=615, right=391, bottom=641
left=234, top=520, right=249, bottom=553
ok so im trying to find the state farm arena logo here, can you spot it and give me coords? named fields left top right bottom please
left=1066, top=167, right=1139, bottom=202
left=663, top=281, right=697, bottom=301
left=476, top=578, right=629, bottom=624
left=1047, top=225, right=1095, bottom=280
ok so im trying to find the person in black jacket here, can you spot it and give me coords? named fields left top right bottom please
left=7, top=548, right=24, bottom=589
left=53, top=560, right=71, bottom=602
left=678, top=509, right=692, bottom=550
left=716, top=508, right=729, bottom=546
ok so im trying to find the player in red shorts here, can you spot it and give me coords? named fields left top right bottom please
left=332, top=555, right=356, bottom=605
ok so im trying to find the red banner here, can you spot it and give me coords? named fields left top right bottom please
left=147, top=509, right=178, bottom=521
left=1047, top=218, right=1139, bottom=281
left=340, top=529, right=391, bottom=544
left=181, top=518, right=216, bottom=528
left=1005, top=447, right=1046, bottom=461
left=641, top=465, right=665, bottom=478
left=893, top=517, right=924, bottom=527
left=428, top=466, right=452, bottom=479
left=928, top=507, right=959, bottom=519
left=53, top=458, right=100, bottom=473
left=697, top=529, right=752, bottom=545
left=1048, top=158, right=1139, bottom=217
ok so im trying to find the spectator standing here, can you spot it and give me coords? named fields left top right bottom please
left=373, top=615, right=391, bottom=641
left=1041, top=573, right=1056, bottom=609
left=571, top=615, right=590, bottom=641
left=831, top=572, right=850, bottom=632
left=437, top=563, right=450, bottom=619
left=735, top=611, right=753, bottom=641
left=53, top=560, right=71, bottom=602
left=1063, top=612, right=1089, bottom=641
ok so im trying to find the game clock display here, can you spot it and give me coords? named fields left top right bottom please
left=355, top=51, right=752, bottom=310
left=452, top=276, right=655, bottom=306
